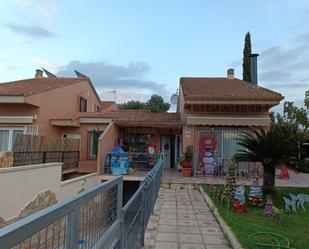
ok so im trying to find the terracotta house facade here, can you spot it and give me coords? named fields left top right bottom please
left=179, top=71, right=283, bottom=171
left=0, top=69, right=116, bottom=169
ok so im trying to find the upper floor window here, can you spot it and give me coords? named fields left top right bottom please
left=79, top=97, right=87, bottom=112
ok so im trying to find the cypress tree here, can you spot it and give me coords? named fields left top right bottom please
left=242, top=32, right=252, bottom=82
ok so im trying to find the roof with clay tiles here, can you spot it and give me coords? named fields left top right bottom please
left=180, top=77, right=283, bottom=101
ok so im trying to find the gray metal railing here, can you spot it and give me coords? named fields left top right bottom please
left=0, top=154, right=165, bottom=249
left=102, top=152, right=159, bottom=174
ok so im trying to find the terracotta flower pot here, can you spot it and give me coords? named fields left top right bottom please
left=182, top=161, right=192, bottom=168
left=182, top=167, right=192, bottom=177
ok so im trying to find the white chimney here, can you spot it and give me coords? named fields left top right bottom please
left=35, top=69, right=43, bottom=78
left=227, top=68, right=234, bottom=79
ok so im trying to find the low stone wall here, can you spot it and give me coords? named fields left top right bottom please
left=0, top=190, right=57, bottom=228
left=0, top=151, right=13, bottom=168
left=0, top=163, right=100, bottom=223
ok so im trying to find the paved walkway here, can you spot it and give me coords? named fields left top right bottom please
left=145, top=188, right=231, bottom=249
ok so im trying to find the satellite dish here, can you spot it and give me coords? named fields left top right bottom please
left=170, top=94, right=178, bottom=105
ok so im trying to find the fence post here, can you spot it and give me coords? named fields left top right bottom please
left=68, top=207, right=80, bottom=249
left=42, top=152, right=46, bottom=164
left=61, top=151, right=65, bottom=162
left=117, top=177, right=124, bottom=249
left=141, top=188, right=146, bottom=246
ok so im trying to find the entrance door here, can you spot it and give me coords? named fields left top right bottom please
left=161, top=136, right=171, bottom=168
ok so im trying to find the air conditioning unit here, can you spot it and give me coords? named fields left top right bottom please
left=24, top=125, right=39, bottom=135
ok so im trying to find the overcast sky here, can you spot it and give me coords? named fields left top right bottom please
left=0, top=0, right=308, bottom=111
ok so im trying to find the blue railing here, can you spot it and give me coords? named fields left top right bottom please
left=0, top=155, right=164, bottom=249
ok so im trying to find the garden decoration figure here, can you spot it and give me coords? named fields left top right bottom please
left=248, top=176, right=263, bottom=206
left=283, top=193, right=309, bottom=212
left=221, top=159, right=237, bottom=207
left=263, top=195, right=275, bottom=217
left=199, top=134, right=217, bottom=175
left=297, top=194, right=309, bottom=211
left=234, top=186, right=247, bottom=212
left=283, top=196, right=297, bottom=213
left=111, top=146, right=130, bottom=175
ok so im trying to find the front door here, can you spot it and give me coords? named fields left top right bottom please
left=161, top=136, right=171, bottom=168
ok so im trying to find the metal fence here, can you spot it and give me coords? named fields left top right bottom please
left=0, top=154, right=165, bottom=249
left=102, top=152, right=159, bottom=174
left=13, top=151, right=80, bottom=172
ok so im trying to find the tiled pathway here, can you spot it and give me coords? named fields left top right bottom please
left=145, top=188, right=231, bottom=249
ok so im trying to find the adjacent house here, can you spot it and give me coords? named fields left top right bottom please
left=0, top=69, right=116, bottom=171
left=179, top=69, right=283, bottom=171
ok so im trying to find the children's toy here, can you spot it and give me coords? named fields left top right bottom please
left=111, top=146, right=130, bottom=175
left=249, top=176, right=263, bottom=206
left=234, top=186, right=247, bottom=212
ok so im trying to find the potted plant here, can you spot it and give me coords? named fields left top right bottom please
left=176, top=156, right=184, bottom=172
left=182, top=146, right=193, bottom=177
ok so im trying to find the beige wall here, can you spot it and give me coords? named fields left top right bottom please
left=97, top=122, right=119, bottom=173
left=0, top=163, right=99, bottom=220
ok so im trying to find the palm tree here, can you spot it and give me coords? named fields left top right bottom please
left=234, top=126, right=297, bottom=196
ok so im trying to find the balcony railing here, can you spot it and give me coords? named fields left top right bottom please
left=102, top=152, right=159, bottom=174
left=0, top=154, right=164, bottom=249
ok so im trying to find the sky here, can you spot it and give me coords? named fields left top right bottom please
left=0, top=0, right=308, bottom=111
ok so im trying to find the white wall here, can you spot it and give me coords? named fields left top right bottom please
left=0, top=163, right=100, bottom=220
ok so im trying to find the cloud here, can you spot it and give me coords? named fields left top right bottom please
left=16, top=0, right=57, bottom=20
left=56, top=60, right=168, bottom=102
left=258, top=32, right=309, bottom=105
left=259, top=70, right=293, bottom=82
left=5, top=23, right=55, bottom=38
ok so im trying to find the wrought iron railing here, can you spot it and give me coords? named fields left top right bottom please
left=0, top=154, right=165, bottom=249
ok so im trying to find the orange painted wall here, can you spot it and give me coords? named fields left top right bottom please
left=97, top=122, right=119, bottom=173
left=0, top=80, right=104, bottom=161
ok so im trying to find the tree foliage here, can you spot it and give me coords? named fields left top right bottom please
left=117, top=100, right=145, bottom=110
left=118, top=94, right=170, bottom=112
left=235, top=126, right=297, bottom=196
left=270, top=90, right=309, bottom=132
left=242, top=32, right=252, bottom=82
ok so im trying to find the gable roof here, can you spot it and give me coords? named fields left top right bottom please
left=180, top=77, right=283, bottom=101
left=0, top=77, right=102, bottom=103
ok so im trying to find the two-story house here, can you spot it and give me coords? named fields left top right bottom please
left=0, top=69, right=116, bottom=171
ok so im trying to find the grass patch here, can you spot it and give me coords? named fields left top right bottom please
left=203, top=185, right=309, bottom=249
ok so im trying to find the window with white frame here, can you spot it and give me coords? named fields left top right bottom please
left=0, top=127, right=24, bottom=152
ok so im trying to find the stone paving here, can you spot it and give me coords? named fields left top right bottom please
left=145, top=187, right=231, bottom=249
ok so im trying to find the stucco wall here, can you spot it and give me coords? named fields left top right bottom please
left=97, top=122, right=119, bottom=173
left=0, top=163, right=99, bottom=220
left=61, top=123, right=109, bottom=161
left=26, top=80, right=102, bottom=137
